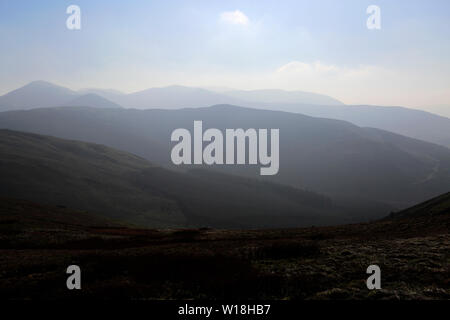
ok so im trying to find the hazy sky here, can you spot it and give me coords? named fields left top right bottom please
left=1, top=0, right=449, bottom=109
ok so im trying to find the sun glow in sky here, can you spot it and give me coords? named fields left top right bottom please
left=0, top=0, right=449, bottom=110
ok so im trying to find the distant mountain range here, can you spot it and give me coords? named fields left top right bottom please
left=0, top=81, right=343, bottom=110
left=0, top=129, right=349, bottom=228
left=1, top=105, right=449, bottom=213
left=1, top=81, right=449, bottom=148
left=0, top=81, right=122, bottom=111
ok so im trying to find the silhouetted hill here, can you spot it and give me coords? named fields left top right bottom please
left=0, top=129, right=342, bottom=228
left=390, top=192, right=450, bottom=219
left=0, top=105, right=448, bottom=212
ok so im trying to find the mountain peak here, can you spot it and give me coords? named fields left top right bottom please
left=28, top=80, right=56, bottom=86
left=0, top=81, right=77, bottom=111
left=18, top=80, right=74, bottom=92
left=0, top=82, right=123, bottom=111
left=22, top=80, right=68, bottom=90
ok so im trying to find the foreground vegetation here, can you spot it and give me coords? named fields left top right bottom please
left=0, top=197, right=448, bottom=300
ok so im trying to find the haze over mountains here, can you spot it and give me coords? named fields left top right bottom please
left=0, top=81, right=342, bottom=110
left=101, top=86, right=344, bottom=109
left=218, top=89, right=344, bottom=106
left=1, top=80, right=449, bottom=227
left=248, top=102, right=450, bottom=149
left=0, top=129, right=345, bottom=228
left=1, top=105, right=449, bottom=214
left=0, top=81, right=121, bottom=111
left=1, top=81, right=449, bottom=148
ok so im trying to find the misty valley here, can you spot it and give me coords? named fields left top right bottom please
left=0, top=81, right=449, bottom=301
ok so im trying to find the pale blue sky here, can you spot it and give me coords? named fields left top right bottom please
left=0, top=0, right=449, bottom=108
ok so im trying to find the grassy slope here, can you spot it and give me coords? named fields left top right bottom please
left=390, top=192, right=450, bottom=218
left=0, top=129, right=186, bottom=228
